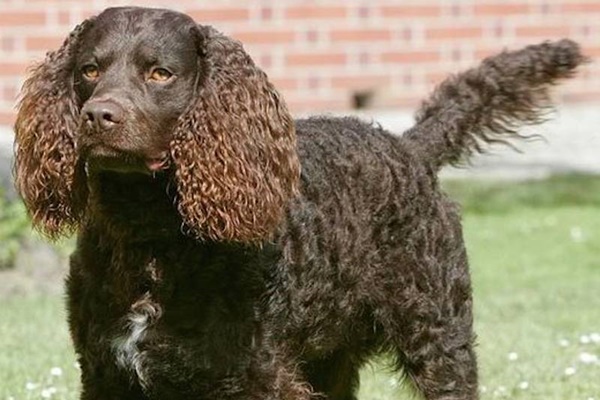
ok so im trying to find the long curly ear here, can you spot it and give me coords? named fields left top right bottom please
left=13, top=20, right=92, bottom=239
left=171, top=26, right=300, bottom=242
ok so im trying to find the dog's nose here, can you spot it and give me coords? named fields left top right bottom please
left=82, top=100, right=124, bottom=131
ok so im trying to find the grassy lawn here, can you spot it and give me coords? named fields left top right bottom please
left=1, top=175, right=599, bottom=399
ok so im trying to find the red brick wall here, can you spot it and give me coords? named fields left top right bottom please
left=1, top=0, right=599, bottom=126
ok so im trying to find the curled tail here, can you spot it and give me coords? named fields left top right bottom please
left=403, top=39, right=586, bottom=170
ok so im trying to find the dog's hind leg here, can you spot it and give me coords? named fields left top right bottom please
left=394, top=273, right=478, bottom=399
left=378, top=273, right=478, bottom=399
left=373, top=211, right=479, bottom=399
left=392, top=327, right=479, bottom=400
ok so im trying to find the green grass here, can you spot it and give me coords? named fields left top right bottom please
left=443, top=173, right=600, bottom=213
left=0, top=190, right=30, bottom=269
left=0, top=296, right=79, bottom=399
left=1, top=175, right=599, bottom=399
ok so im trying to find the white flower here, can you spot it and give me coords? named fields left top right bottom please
left=570, top=227, right=584, bottom=242
left=493, top=385, right=507, bottom=397
left=558, top=338, right=570, bottom=347
left=507, top=352, right=518, bottom=361
left=50, top=367, right=63, bottom=377
left=518, top=381, right=529, bottom=390
left=564, top=366, right=577, bottom=376
left=590, top=333, right=600, bottom=343
left=579, top=352, right=599, bottom=364
left=41, top=388, right=54, bottom=399
left=580, top=335, right=591, bottom=344
left=25, top=382, right=38, bottom=390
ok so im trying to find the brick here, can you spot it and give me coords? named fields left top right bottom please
left=582, top=46, right=600, bottom=57
left=474, top=4, right=530, bottom=16
left=426, top=71, right=452, bottom=86
left=58, top=11, right=71, bottom=26
left=2, top=84, right=19, bottom=102
left=286, top=53, right=347, bottom=67
left=0, top=11, right=46, bottom=27
left=426, top=27, right=482, bottom=40
left=401, top=73, right=414, bottom=86
left=0, top=0, right=595, bottom=115
left=257, top=54, right=273, bottom=69
left=475, top=48, right=506, bottom=60
left=449, top=4, right=464, bottom=17
left=539, top=3, right=555, bottom=14
left=306, top=76, right=321, bottom=90
left=26, top=0, right=79, bottom=2
left=562, top=3, right=600, bottom=13
left=380, top=5, right=441, bottom=18
left=515, top=26, right=571, bottom=38
left=331, top=75, right=390, bottom=90
left=260, top=7, right=273, bottom=21
left=26, top=36, right=65, bottom=52
left=270, top=77, right=299, bottom=91
left=381, top=51, right=440, bottom=64
left=492, top=22, right=507, bottom=38
left=450, top=48, right=463, bottom=62
left=285, top=6, right=347, bottom=19
left=1, top=36, right=17, bottom=52
left=357, top=6, right=370, bottom=19
left=578, top=25, right=593, bottom=37
left=232, top=30, right=295, bottom=45
left=388, top=96, right=422, bottom=109
left=304, top=30, right=321, bottom=43
left=0, top=62, right=29, bottom=76
left=287, top=98, right=351, bottom=113
left=331, top=29, right=391, bottom=42
left=187, top=8, right=250, bottom=22
left=0, top=111, right=16, bottom=126
left=358, top=52, right=371, bottom=65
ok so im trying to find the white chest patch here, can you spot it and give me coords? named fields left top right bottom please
left=112, top=292, right=161, bottom=387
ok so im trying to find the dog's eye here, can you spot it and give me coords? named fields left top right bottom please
left=82, top=64, right=99, bottom=80
left=149, top=68, right=173, bottom=82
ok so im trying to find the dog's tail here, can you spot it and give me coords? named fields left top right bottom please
left=403, top=39, right=586, bottom=170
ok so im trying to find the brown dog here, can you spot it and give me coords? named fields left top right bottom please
left=14, top=6, right=584, bottom=400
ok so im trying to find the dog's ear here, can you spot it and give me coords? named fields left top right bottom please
left=171, top=26, right=300, bottom=242
left=13, top=20, right=92, bottom=239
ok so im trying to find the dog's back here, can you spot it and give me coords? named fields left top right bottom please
left=280, top=40, right=585, bottom=399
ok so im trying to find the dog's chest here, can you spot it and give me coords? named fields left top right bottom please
left=110, top=257, right=164, bottom=385
left=86, top=245, right=269, bottom=388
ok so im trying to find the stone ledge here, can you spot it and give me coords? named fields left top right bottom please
left=2, top=104, right=599, bottom=192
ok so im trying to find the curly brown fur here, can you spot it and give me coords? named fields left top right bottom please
left=404, top=39, right=586, bottom=169
left=171, top=26, right=299, bottom=242
left=13, top=20, right=93, bottom=239
left=14, top=6, right=584, bottom=400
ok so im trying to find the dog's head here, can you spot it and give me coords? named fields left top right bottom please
left=14, top=7, right=300, bottom=242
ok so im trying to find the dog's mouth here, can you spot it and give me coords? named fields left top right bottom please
left=145, top=156, right=171, bottom=172
left=82, top=144, right=170, bottom=175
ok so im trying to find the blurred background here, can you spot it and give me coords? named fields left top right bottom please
left=0, top=1, right=599, bottom=399
left=1, top=0, right=600, bottom=188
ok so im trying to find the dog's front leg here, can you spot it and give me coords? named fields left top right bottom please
left=137, top=343, right=313, bottom=400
